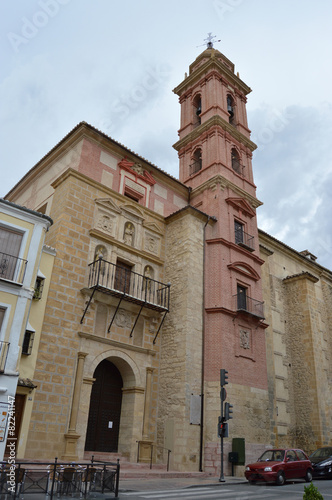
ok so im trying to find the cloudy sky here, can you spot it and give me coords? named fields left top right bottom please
left=1, top=0, right=332, bottom=269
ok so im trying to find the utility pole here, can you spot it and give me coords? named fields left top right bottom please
left=218, top=369, right=228, bottom=482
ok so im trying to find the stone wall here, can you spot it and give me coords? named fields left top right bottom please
left=259, top=231, right=332, bottom=453
left=157, top=208, right=207, bottom=471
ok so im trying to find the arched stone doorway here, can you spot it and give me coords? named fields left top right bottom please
left=85, top=359, right=123, bottom=452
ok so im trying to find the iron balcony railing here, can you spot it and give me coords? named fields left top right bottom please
left=189, top=160, right=202, bottom=176
left=231, top=159, right=245, bottom=177
left=235, top=228, right=255, bottom=251
left=0, top=341, right=10, bottom=373
left=0, top=251, right=27, bottom=284
left=233, top=293, right=264, bottom=319
left=88, top=258, right=170, bottom=312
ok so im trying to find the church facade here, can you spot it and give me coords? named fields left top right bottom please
left=5, top=46, right=332, bottom=474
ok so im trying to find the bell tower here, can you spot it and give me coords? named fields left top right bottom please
left=173, top=38, right=270, bottom=470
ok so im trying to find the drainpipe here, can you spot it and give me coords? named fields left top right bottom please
left=199, top=215, right=210, bottom=471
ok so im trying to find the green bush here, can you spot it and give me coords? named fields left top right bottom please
left=303, top=482, right=324, bottom=500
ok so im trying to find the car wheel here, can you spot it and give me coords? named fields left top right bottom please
left=248, top=480, right=256, bottom=485
left=276, top=471, right=285, bottom=486
left=305, top=469, right=313, bottom=482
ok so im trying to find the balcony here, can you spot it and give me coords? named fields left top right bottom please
left=233, top=293, right=264, bottom=319
left=87, top=258, right=170, bottom=312
left=231, top=158, right=245, bottom=177
left=0, top=251, right=27, bottom=284
left=235, top=228, right=255, bottom=251
left=189, top=160, right=202, bottom=176
left=0, top=341, right=10, bottom=373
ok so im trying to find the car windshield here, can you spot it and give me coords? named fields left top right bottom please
left=310, top=448, right=332, bottom=459
left=258, top=450, right=285, bottom=462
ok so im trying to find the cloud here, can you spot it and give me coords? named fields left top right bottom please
left=250, top=103, right=332, bottom=268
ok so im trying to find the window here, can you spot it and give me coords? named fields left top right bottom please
left=190, top=148, right=202, bottom=176
left=234, top=220, right=244, bottom=245
left=0, top=307, right=5, bottom=330
left=33, top=276, right=45, bottom=300
left=193, top=94, right=201, bottom=126
left=0, top=227, right=23, bottom=281
left=124, top=186, right=143, bottom=203
left=231, top=148, right=241, bottom=175
left=227, top=94, right=235, bottom=125
left=114, top=260, right=132, bottom=294
left=237, top=284, right=247, bottom=311
left=296, top=450, right=308, bottom=461
left=22, top=325, right=35, bottom=355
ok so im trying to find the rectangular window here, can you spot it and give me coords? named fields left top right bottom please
left=0, top=307, right=5, bottom=330
left=124, top=186, right=143, bottom=203
left=234, top=220, right=244, bottom=245
left=22, top=330, right=34, bottom=355
left=237, top=284, right=247, bottom=311
left=0, top=227, right=23, bottom=281
left=33, top=276, right=45, bottom=300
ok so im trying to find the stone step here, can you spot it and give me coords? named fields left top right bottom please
left=83, top=451, right=125, bottom=463
left=120, top=470, right=212, bottom=479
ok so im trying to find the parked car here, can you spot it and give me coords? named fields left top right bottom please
left=245, top=448, right=313, bottom=485
left=309, top=447, right=332, bottom=479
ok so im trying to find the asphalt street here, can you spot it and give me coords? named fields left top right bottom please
left=118, top=478, right=332, bottom=500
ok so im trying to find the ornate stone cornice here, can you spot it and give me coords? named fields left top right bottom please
left=173, top=115, right=257, bottom=153
left=173, top=52, right=251, bottom=97
left=78, top=331, right=157, bottom=356
left=191, top=174, right=262, bottom=209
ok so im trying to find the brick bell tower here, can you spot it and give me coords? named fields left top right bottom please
left=173, top=36, right=270, bottom=468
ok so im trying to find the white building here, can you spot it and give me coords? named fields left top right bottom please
left=0, top=198, right=52, bottom=460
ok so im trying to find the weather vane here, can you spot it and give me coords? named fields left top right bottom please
left=197, top=33, right=221, bottom=49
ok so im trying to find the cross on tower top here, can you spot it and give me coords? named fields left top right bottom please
left=204, top=33, right=221, bottom=49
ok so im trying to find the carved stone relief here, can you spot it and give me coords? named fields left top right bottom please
left=144, top=232, right=160, bottom=255
left=240, top=329, right=251, bottom=349
left=131, top=163, right=144, bottom=175
left=115, top=308, right=132, bottom=329
left=96, top=212, right=115, bottom=236
left=148, top=317, right=159, bottom=334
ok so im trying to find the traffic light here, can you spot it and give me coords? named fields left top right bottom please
left=217, top=417, right=229, bottom=438
left=217, top=416, right=223, bottom=437
left=220, top=369, right=228, bottom=386
left=224, top=402, right=233, bottom=420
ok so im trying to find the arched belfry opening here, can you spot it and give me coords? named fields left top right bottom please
left=85, top=359, right=123, bottom=452
left=227, top=94, right=235, bottom=125
left=193, top=94, right=201, bottom=127
left=190, top=148, right=202, bottom=176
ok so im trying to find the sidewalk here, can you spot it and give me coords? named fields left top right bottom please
left=119, top=474, right=247, bottom=492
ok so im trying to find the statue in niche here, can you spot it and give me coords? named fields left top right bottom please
left=240, top=329, right=250, bottom=349
left=94, top=244, right=107, bottom=261
left=143, top=265, right=154, bottom=293
left=124, top=222, right=135, bottom=246
left=94, top=244, right=107, bottom=275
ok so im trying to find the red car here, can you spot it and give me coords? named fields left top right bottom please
left=245, top=448, right=313, bottom=485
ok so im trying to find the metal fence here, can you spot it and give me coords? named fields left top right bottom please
left=0, top=458, right=120, bottom=499
left=233, top=293, right=264, bottom=319
left=0, top=252, right=27, bottom=284
left=88, top=258, right=170, bottom=311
